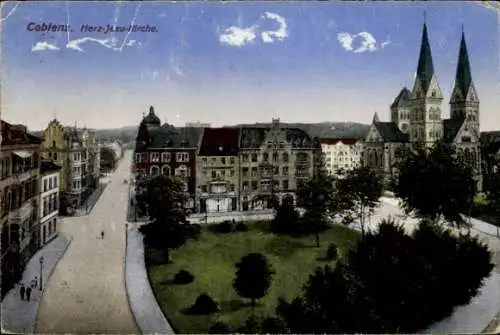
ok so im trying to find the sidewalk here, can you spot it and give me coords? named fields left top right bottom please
left=1, top=233, right=71, bottom=334
left=73, top=182, right=109, bottom=217
left=125, top=223, right=175, bottom=334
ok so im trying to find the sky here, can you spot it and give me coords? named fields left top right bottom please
left=1, top=1, right=499, bottom=131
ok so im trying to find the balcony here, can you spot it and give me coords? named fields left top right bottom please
left=8, top=201, right=33, bottom=225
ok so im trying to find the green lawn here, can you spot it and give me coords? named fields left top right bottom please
left=146, top=222, right=360, bottom=334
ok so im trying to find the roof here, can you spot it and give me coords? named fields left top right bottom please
left=142, top=106, right=161, bottom=126
left=149, top=125, right=204, bottom=149
left=285, top=128, right=314, bottom=148
left=320, top=138, right=360, bottom=145
left=390, top=87, right=412, bottom=108
left=1, top=120, right=43, bottom=146
left=416, top=23, right=436, bottom=94
left=374, top=122, right=409, bottom=142
left=443, top=118, right=464, bottom=142
left=199, top=127, right=240, bottom=156
left=41, top=160, right=62, bottom=174
left=453, top=32, right=473, bottom=99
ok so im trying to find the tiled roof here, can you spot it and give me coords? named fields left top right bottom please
left=41, top=160, right=62, bottom=174
left=240, top=127, right=268, bottom=148
left=199, top=127, right=240, bottom=156
left=1, top=120, right=43, bottom=146
left=390, top=87, right=412, bottom=108
left=443, top=118, right=464, bottom=142
left=320, top=138, right=360, bottom=145
left=374, top=122, right=409, bottom=142
left=149, top=126, right=203, bottom=149
left=285, top=128, right=314, bottom=148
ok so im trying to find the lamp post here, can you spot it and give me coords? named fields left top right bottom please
left=39, top=256, right=44, bottom=291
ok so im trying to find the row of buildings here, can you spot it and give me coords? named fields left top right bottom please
left=133, top=109, right=315, bottom=213
left=0, top=119, right=102, bottom=297
left=132, top=23, right=489, bottom=213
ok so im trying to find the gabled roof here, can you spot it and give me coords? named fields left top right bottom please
left=443, top=118, right=465, bottom=142
left=374, top=122, right=409, bottom=142
left=199, top=127, right=240, bottom=156
left=1, top=120, right=43, bottom=146
left=142, top=106, right=161, bottom=126
left=390, top=87, right=412, bottom=108
left=452, top=31, right=473, bottom=100
left=320, top=138, right=360, bottom=145
left=285, top=128, right=313, bottom=148
left=415, top=23, right=436, bottom=94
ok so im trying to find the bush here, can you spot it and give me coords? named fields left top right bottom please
left=260, top=316, right=289, bottom=333
left=173, top=269, right=194, bottom=285
left=209, top=321, right=232, bottom=334
left=190, top=293, right=218, bottom=314
left=325, top=243, right=338, bottom=260
left=217, top=220, right=234, bottom=233
left=235, top=221, right=248, bottom=232
left=185, top=224, right=201, bottom=240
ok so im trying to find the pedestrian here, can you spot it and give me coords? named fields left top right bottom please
left=101, top=230, right=104, bottom=239
left=19, top=284, right=25, bottom=300
left=26, top=287, right=32, bottom=301
left=32, top=276, right=38, bottom=288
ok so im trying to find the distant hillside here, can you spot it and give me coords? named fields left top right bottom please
left=30, top=126, right=139, bottom=143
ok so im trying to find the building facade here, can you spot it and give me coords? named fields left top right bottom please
left=82, top=128, right=101, bottom=190
left=133, top=106, right=203, bottom=211
left=39, top=160, right=61, bottom=245
left=0, top=120, right=43, bottom=297
left=239, top=118, right=314, bottom=210
left=196, top=128, right=240, bottom=213
left=320, top=138, right=363, bottom=177
left=363, top=24, right=482, bottom=190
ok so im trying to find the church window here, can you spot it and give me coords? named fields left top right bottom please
left=431, top=90, right=436, bottom=97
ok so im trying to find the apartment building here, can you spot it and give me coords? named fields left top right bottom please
left=39, top=160, right=61, bottom=245
left=0, top=120, right=43, bottom=297
left=320, top=138, right=363, bottom=177
left=239, top=118, right=314, bottom=211
left=82, top=128, right=101, bottom=189
left=196, top=128, right=240, bottom=213
left=66, top=128, right=87, bottom=210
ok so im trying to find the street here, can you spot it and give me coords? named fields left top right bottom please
left=35, top=151, right=137, bottom=334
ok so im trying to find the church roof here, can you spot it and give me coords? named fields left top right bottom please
left=416, top=23, right=436, bottom=94
left=442, top=118, right=465, bottom=142
left=374, top=122, right=409, bottom=142
left=199, top=127, right=240, bottom=156
left=390, top=87, right=412, bottom=108
left=453, top=31, right=473, bottom=99
left=142, top=106, right=161, bottom=126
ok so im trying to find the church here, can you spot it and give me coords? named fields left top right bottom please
left=363, top=22, right=482, bottom=191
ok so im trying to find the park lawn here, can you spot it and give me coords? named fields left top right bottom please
left=146, top=222, right=360, bottom=334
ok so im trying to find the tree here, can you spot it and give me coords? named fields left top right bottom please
left=100, top=146, right=117, bottom=172
left=336, top=166, right=383, bottom=239
left=139, top=175, right=190, bottom=262
left=394, top=141, right=477, bottom=227
left=233, top=253, right=274, bottom=314
left=296, top=138, right=337, bottom=246
left=270, top=198, right=301, bottom=234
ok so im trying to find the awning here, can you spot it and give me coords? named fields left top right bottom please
left=13, top=150, right=32, bottom=159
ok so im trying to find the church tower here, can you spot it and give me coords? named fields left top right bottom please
left=409, top=21, right=444, bottom=147
left=450, top=30, right=479, bottom=133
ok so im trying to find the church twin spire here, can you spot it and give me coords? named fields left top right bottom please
left=415, top=22, right=436, bottom=95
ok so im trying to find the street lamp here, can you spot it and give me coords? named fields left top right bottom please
left=39, top=256, right=44, bottom=291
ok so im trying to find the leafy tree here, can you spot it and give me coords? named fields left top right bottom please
left=233, top=253, right=275, bottom=314
left=394, top=142, right=477, bottom=227
left=296, top=141, right=337, bottom=246
left=99, top=146, right=117, bottom=172
left=484, top=173, right=500, bottom=234
left=270, top=199, right=301, bottom=234
left=336, top=166, right=383, bottom=239
left=139, top=175, right=190, bottom=262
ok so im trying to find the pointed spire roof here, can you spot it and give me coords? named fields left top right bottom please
left=372, top=112, right=380, bottom=123
left=415, top=23, right=435, bottom=93
left=142, top=105, right=161, bottom=126
left=391, top=87, right=412, bottom=108
left=453, top=31, right=473, bottom=98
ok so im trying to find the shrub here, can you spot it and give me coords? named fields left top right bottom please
left=209, top=321, right=232, bottom=334
left=260, top=316, right=289, bottom=333
left=217, top=220, right=234, bottom=233
left=326, top=243, right=338, bottom=260
left=173, top=269, right=194, bottom=285
left=190, top=293, right=218, bottom=314
left=235, top=221, right=248, bottom=232
left=237, top=315, right=261, bottom=334
left=185, top=224, right=201, bottom=240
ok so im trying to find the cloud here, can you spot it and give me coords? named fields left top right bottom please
left=219, top=26, right=258, bottom=47
left=126, top=39, right=136, bottom=47
left=260, top=12, right=288, bottom=43
left=66, top=37, right=118, bottom=52
left=0, top=1, right=20, bottom=24
left=219, top=11, right=288, bottom=47
left=337, top=31, right=386, bottom=53
left=31, top=41, right=60, bottom=52
left=158, top=12, right=167, bottom=18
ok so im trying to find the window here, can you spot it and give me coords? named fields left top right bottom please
left=273, top=153, right=278, bottom=162
left=201, top=185, right=208, bottom=193
left=263, top=153, right=269, bottom=162
left=150, top=153, right=160, bottom=163
left=230, top=184, right=235, bottom=192
left=175, top=165, right=188, bottom=177
left=49, top=178, right=53, bottom=189
left=220, top=170, right=225, bottom=177
left=251, top=181, right=258, bottom=191
left=176, top=152, right=189, bottom=163
left=283, top=167, right=289, bottom=176
left=221, top=157, right=226, bottom=165
left=242, top=167, right=249, bottom=177
left=202, top=157, right=207, bottom=164
left=211, top=171, right=216, bottom=178
left=230, top=157, right=235, bottom=165
left=54, top=177, right=58, bottom=188
left=251, top=167, right=258, bottom=177
left=242, top=154, right=249, bottom=162
left=243, top=181, right=249, bottom=191
left=283, top=180, right=289, bottom=190
left=274, top=166, right=279, bottom=175
left=183, top=183, right=188, bottom=192
left=54, top=152, right=57, bottom=160
left=251, top=153, right=258, bottom=162
left=161, top=165, right=170, bottom=175
left=282, top=152, right=289, bottom=163
left=44, top=179, right=48, bottom=192
left=52, top=141, right=56, bottom=148
left=161, top=152, right=171, bottom=163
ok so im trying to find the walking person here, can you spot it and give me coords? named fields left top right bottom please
left=26, top=286, right=32, bottom=301
left=19, top=284, right=25, bottom=301
left=32, top=276, right=38, bottom=288
left=101, top=230, right=105, bottom=239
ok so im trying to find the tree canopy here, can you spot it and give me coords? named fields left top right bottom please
left=394, top=142, right=477, bottom=227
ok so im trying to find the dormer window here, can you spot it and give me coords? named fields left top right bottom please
left=431, top=90, right=436, bottom=97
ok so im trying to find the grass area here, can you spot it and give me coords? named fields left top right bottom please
left=146, top=222, right=360, bottom=334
